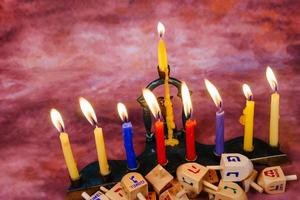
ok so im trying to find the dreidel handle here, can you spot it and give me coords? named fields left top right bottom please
left=176, top=189, right=186, bottom=198
left=250, top=182, right=263, bottom=193
left=203, top=180, right=219, bottom=191
left=137, top=192, right=146, bottom=200
left=81, top=192, right=91, bottom=200
left=203, top=187, right=217, bottom=195
left=100, top=186, right=109, bottom=193
left=285, top=175, right=297, bottom=181
left=207, top=165, right=223, bottom=170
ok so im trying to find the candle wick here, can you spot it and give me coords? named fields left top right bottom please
left=124, top=116, right=129, bottom=123
left=60, top=124, right=65, bottom=133
left=249, top=95, right=253, bottom=101
left=218, top=101, right=223, bottom=111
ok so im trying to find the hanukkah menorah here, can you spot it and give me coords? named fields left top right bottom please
left=66, top=66, right=289, bottom=195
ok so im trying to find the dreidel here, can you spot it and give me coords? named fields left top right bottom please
left=121, top=172, right=148, bottom=200
left=159, top=179, right=189, bottom=200
left=204, top=180, right=248, bottom=200
left=207, top=153, right=253, bottom=182
left=81, top=191, right=109, bottom=200
left=257, top=166, right=297, bottom=194
left=145, top=164, right=173, bottom=194
left=146, top=192, right=157, bottom=200
left=176, top=162, right=219, bottom=198
left=100, top=183, right=127, bottom=200
left=204, top=169, right=219, bottom=184
left=242, top=170, right=263, bottom=193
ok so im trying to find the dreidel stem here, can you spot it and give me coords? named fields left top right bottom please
left=137, top=192, right=146, bottom=200
left=250, top=182, right=263, bottom=193
left=207, top=165, right=223, bottom=170
left=176, top=189, right=186, bottom=198
left=81, top=192, right=91, bottom=200
left=100, top=186, right=109, bottom=193
left=285, top=175, right=297, bottom=181
left=203, top=187, right=217, bottom=195
left=203, top=180, right=219, bottom=191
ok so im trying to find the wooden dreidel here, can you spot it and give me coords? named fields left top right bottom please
left=257, top=166, right=297, bottom=194
left=204, top=169, right=219, bottom=184
left=81, top=191, right=109, bottom=200
left=176, top=162, right=218, bottom=198
left=207, top=153, right=253, bottom=182
left=145, top=164, right=173, bottom=195
left=159, top=180, right=189, bottom=200
left=242, top=170, right=263, bottom=193
left=121, top=172, right=148, bottom=200
left=100, top=183, right=128, bottom=200
left=204, top=180, right=248, bottom=200
left=146, top=192, right=157, bottom=200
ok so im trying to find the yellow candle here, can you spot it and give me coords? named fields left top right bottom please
left=240, top=84, right=255, bottom=152
left=157, top=22, right=168, bottom=72
left=94, top=126, right=110, bottom=175
left=50, top=109, right=80, bottom=181
left=266, top=66, right=280, bottom=147
left=157, top=22, right=178, bottom=146
left=59, top=132, right=80, bottom=180
left=79, top=97, right=110, bottom=176
left=269, top=92, right=280, bottom=147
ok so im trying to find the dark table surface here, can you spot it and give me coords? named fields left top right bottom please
left=0, top=0, right=299, bottom=199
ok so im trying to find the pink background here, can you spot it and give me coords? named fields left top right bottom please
left=0, top=0, right=299, bottom=199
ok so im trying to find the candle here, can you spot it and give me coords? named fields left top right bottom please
left=79, top=97, right=110, bottom=176
left=143, top=89, right=168, bottom=165
left=157, top=22, right=178, bottom=146
left=117, top=103, right=138, bottom=170
left=50, top=109, right=80, bottom=181
left=204, top=79, right=224, bottom=156
left=157, top=21, right=168, bottom=73
left=181, top=81, right=197, bottom=161
left=266, top=66, right=280, bottom=147
left=240, top=84, right=255, bottom=152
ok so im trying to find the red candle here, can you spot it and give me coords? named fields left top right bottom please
left=143, top=88, right=168, bottom=166
left=185, top=119, right=197, bottom=161
left=181, top=81, right=197, bottom=161
left=154, top=120, right=167, bottom=165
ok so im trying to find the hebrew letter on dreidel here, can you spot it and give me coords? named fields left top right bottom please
left=188, top=165, right=200, bottom=174
left=269, top=184, right=284, bottom=191
left=264, top=169, right=279, bottom=178
left=224, top=186, right=237, bottom=194
left=227, top=156, right=241, bottom=162
left=129, top=176, right=138, bottom=184
left=226, top=172, right=239, bottom=177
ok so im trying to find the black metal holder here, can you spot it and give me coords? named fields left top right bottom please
left=68, top=135, right=289, bottom=192
left=67, top=65, right=289, bottom=193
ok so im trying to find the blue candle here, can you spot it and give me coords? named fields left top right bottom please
left=204, top=79, right=225, bottom=156
left=215, top=110, right=225, bottom=155
left=122, top=121, right=138, bottom=169
left=117, top=103, right=138, bottom=170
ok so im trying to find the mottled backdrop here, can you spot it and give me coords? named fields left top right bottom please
left=0, top=0, right=299, bottom=199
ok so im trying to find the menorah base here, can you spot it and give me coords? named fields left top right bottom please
left=67, top=135, right=289, bottom=197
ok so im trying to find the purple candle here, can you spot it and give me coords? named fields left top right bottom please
left=205, top=79, right=224, bottom=156
left=215, top=109, right=224, bottom=155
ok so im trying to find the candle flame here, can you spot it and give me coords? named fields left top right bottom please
left=117, top=102, right=128, bottom=122
left=142, top=89, right=161, bottom=119
left=50, top=108, right=65, bottom=132
left=243, top=84, right=253, bottom=100
left=181, top=81, right=193, bottom=118
left=157, top=21, right=165, bottom=37
left=79, top=97, right=98, bottom=126
left=266, top=66, right=278, bottom=92
left=204, top=79, right=222, bottom=108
